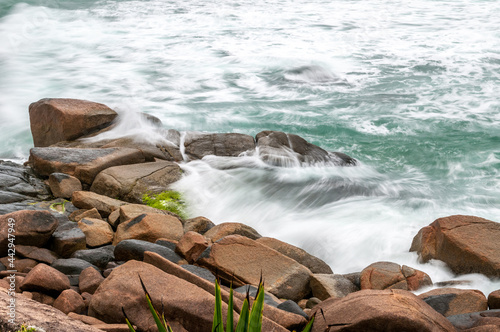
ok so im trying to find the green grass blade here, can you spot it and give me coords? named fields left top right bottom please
left=248, top=283, right=265, bottom=332
left=226, top=285, right=234, bottom=332
left=139, top=276, right=168, bottom=332
left=122, top=308, right=136, bottom=332
left=212, top=279, right=224, bottom=332
left=235, top=297, right=250, bottom=332
left=301, top=315, right=315, bottom=332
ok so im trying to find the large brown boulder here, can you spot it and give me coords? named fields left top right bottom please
left=90, top=161, right=182, bottom=203
left=53, top=289, right=85, bottom=314
left=196, top=235, right=312, bottom=301
left=29, top=98, right=117, bottom=147
left=255, top=131, right=357, bottom=167
left=310, top=289, right=456, bottom=332
left=360, top=261, right=432, bottom=291
left=256, top=237, right=333, bottom=274
left=48, top=172, right=83, bottom=199
left=113, top=213, right=183, bottom=245
left=0, top=210, right=58, bottom=252
left=89, top=260, right=240, bottom=332
left=418, top=288, right=488, bottom=317
left=29, top=147, right=146, bottom=184
left=78, top=218, right=114, bottom=247
left=183, top=132, right=255, bottom=160
left=175, top=231, right=210, bottom=263
left=19, top=263, right=70, bottom=295
left=410, top=215, right=500, bottom=277
left=0, top=288, right=104, bottom=332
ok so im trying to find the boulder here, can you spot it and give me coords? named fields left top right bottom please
left=183, top=216, right=215, bottom=234
left=51, top=258, right=99, bottom=275
left=418, top=288, right=488, bottom=317
left=196, top=235, right=312, bottom=301
left=447, top=309, right=500, bottom=330
left=310, top=289, right=456, bottom=332
left=0, top=210, right=58, bottom=252
left=71, top=246, right=115, bottom=269
left=118, top=203, right=180, bottom=223
left=310, top=274, right=359, bottom=300
left=90, top=161, right=182, bottom=203
left=72, top=191, right=127, bottom=217
left=255, top=131, right=357, bottom=167
left=88, top=260, right=268, bottom=332
left=0, top=288, right=104, bottom=332
left=203, top=222, right=262, bottom=242
left=15, top=245, right=59, bottom=265
left=277, top=300, right=308, bottom=319
left=183, top=132, right=255, bottom=160
left=143, top=251, right=305, bottom=331
left=410, top=215, right=500, bottom=277
left=48, top=172, right=83, bottom=199
left=180, top=265, right=215, bottom=283
left=29, top=98, right=117, bottom=147
left=72, top=207, right=103, bottom=222
left=79, top=266, right=105, bottom=294
left=29, top=147, right=146, bottom=185
left=78, top=218, right=114, bottom=247
left=256, top=237, right=333, bottom=274
left=360, top=261, right=432, bottom=291
left=234, top=285, right=281, bottom=307
left=489, top=290, right=500, bottom=310
left=68, top=312, right=106, bottom=326
left=114, top=239, right=182, bottom=263
left=175, top=231, right=209, bottom=263
left=113, top=213, right=183, bottom=245
left=53, top=288, right=85, bottom=314
left=50, top=222, right=87, bottom=258
left=19, top=263, right=70, bottom=295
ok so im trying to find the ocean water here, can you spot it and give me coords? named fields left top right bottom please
left=1, top=0, right=499, bottom=294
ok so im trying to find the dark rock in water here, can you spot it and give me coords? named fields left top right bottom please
left=234, top=285, right=281, bottom=307
left=29, top=98, right=117, bottom=147
left=28, top=147, right=146, bottom=184
left=277, top=300, right=309, bottom=319
left=183, top=132, right=255, bottom=160
left=51, top=258, right=99, bottom=275
left=0, top=160, right=51, bottom=212
left=285, top=65, right=344, bottom=84
left=90, top=160, right=182, bottom=203
left=71, top=246, right=115, bottom=269
left=0, top=210, right=58, bottom=252
left=114, top=239, right=182, bottom=263
left=447, top=309, right=500, bottom=330
left=255, top=131, right=356, bottom=167
left=181, top=265, right=215, bottom=283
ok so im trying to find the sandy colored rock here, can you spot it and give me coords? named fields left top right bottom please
left=175, top=231, right=209, bottom=263
left=311, top=289, right=456, bottom=332
left=196, top=235, right=312, bottom=301
left=72, top=191, right=127, bottom=217
left=113, top=213, right=183, bottom=245
left=203, top=222, right=262, bottom=242
left=53, top=288, right=85, bottom=314
left=19, top=263, right=70, bottom=295
left=410, top=215, right=500, bottom=277
left=118, top=203, right=180, bottom=223
left=183, top=216, right=215, bottom=234
left=360, top=261, right=407, bottom=290
left=0, top=210, right=58, bottom=252
left=79, top=266, right=105, bottom=294
left=418, top=288, right=488, bottom=317
left=91, top=161, right=182, bottom=203
left=73, top=208, right=103, bottom=222
left=79, top=218, right=114, bottom=247
left=29, top=98, right=117, bottom=147
left=310, top=274, right=359, bottom=300
left=257, top=237, right=333, bottom=274
left=48, top=172, right=83, bottom=199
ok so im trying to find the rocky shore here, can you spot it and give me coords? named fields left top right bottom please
left=0, top=98, right=499, bottom=331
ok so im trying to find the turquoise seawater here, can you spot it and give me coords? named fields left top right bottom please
left=0, top=0, right=499, bottom=293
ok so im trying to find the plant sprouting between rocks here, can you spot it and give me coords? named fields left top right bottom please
left=142, top=190, right=188, bottom=219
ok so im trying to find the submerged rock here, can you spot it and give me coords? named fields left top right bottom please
left=183, top=132, right=255, bottom=160
left=410, top=215, right=500, bottom=277
left=256, top=130, right=356, bottom=167
left=29, top=98, right=117, bottom=147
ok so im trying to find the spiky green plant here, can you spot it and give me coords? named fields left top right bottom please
left=142, top=190, right=188, bottom=219
left=124, top=276, right=315, bottom=332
